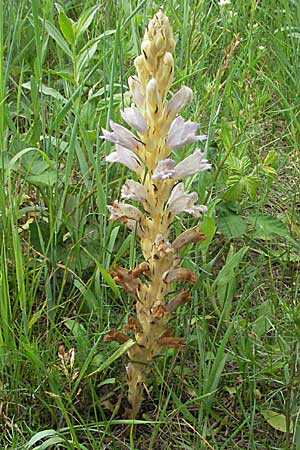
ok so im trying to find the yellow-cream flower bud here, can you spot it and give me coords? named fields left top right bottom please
left=146, top=78, right=162, bottom=118
left=156, top=52, right=174, bottom=96
left=134, top=55, right=150, bottom=87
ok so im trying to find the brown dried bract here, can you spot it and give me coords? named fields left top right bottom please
left=158, top=336, right=185, bottom=349
left=163, top=267, right=197, bottom=284
left=123, top=317, right=142, bottom=332
left=104, top=330, right=130, bottom=344
left=111, top=266, right=142, bottom=295
left=166, top=290, right=191, bottom=313
left=172, top=225, right=206, bottom=250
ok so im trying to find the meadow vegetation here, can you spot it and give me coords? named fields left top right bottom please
left=0, top=0, right=299, bottom=449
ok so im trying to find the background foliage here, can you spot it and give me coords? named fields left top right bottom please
left=0, top=0, right=299, bottom=448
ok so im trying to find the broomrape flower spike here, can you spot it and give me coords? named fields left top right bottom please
left=103, top=10, right=211, bottom=419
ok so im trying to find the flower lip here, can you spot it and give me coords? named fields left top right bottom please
left=128, top=76, right=145, bottom=109
left=106, top=144, right=142, bottom=172
left=152, top=158, right=176, bottom=179
left=101, top=119, right=141, bottom=151
left=167, top=115, right=207, bottom=149
left=108, top=201, right=142, bottom=222
left=166, top=182, right=207, bottom=218
left=173, top=149, right=211, bottom=180
left=152, top=149, right=211, bottom=181
left=121, top=106, right=147, bottom=134
left=167, top=86, right=193, bottom=118
left=121, top=179, right=148, bottom=202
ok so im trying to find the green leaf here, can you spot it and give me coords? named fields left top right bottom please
left=76, top=40, right=99, bottom=76
left=74, top=140, right=91, bottom=189
left=217, top=214, right=247, bottom=238
left=48, top=69, right=74, bottom=83
left=27, top=170, right=58, bottom=187
left=252, top=301, right=273, bottom=337
left=75, top=31, right=115, bottom=76
left=87, top=339, right=135, bottom=378
left=261, top=410, right=292, bottom=433
left=32, top=436, right=65, bottom=450
left=64, top=319, right=90, bottom=355
left=22, top=81, right=66, bottom=101
left=214, top=246, right=248, bottom=319
left=73, top=279, right=99, bottom=313
left=45, top=20, right=72, bottom=57
left=245, top=175, right=260, bottom=199
left=4, top=147, right=37, bottom=179
left=198, top=216, right=217, bottom=250
left=264, top=150, right=278, bottom=167
left=26, top=430, right=57, bottom=449
left=58, top=11, right=75, bottom=46
left=220, top=118, right=232, bottom=151
left=224, top=175, right=245, bottom=200
left=77, top=5, right=99, bottom=36
left=248, top=214, right=289, bottom=240
left=80, top=247, right=121, bottom=299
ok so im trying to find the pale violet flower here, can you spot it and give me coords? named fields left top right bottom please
left=102, top=120, right=141, bottom=151
left=128, top=76, right=145, bottom=109
left=167, top=183, right=207, bottom=218
left=106, top=144, right=141, bottom=172
left=108, top=201, right=142, bottom=222
left=173, top=149, right=211, bottom=179
left=152, top=149, right=211, bottom=180
left=167, top=116, right=207, bottom=149
left=121, top=106, right=147, bottom=134
left=152, top=158, right=176, bottom=179
left=167, top=86, right=193, bottom=117
left=121, top=180, right=148, bottom=203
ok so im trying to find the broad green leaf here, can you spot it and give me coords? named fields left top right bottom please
left=80, top=247, right=121, bottom=299
left=4, top=147, right=37, bottom=178
left=58, top=11, right=75, bottom=46
left=215, top=246, right=248, bottom=319
left=225, top=155, right=251, bottom=173
left=64, top=319, right=90, bottom=354
left=220, top=118, right=232, bottom=151
left=23, top=159, right=49, bottom=175
left=87, top=339, right=135, bottom=378
left=198, top=216, right=217, bottom=250
left=45, top=20, right=72, bottom=57
left=22, top=81, right=66, bottom=101
left=261, top=410, right=292, bottom=433
left=32, top=436, right=65, bottom=450
left=48, top=69, right=74, bottom=83
left=217, top=214, right=247, bottom=238
left=76, top=40, right=99, bottom=76
left=74, top=140, right=91, bottom=189
left=248, top=214, right=289, bottom=240
left=26, top=430, right=57, bottom=449
left=27, top=170, right=58, bottom=187
left=245, top=175, right=260, bottom=199
left=264, top=150, right=278, bottom=166
left=106, top=226, right=120, bottom=268
left=263, top=165, right=277, bottom=175
left=73, top=279, right=99, bottom=313
left=77, top=5, right=99, bottom=36
left=224, top=175, right=245, bottom=200
left=252, top=301, right=273, bottom=337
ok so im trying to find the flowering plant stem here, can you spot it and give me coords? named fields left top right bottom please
left=103, top=11, right=210, bottom=419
